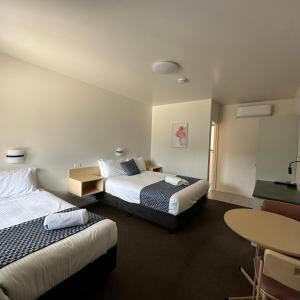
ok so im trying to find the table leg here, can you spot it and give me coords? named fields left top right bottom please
left=239, top=266, right=254, bottom=286
left=225, top=245, right=261, bottom=300
left=225, top=297, right=253, bottom=300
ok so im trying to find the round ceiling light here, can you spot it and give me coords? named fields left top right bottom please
left=152, top=61, right=180, bottom=74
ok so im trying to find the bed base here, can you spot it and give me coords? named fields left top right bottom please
left=97, top=193, right=207, bottom=231
left=39, top=246, right=117, bottom=299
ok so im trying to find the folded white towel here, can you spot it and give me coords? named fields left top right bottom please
left=44, top=209, right=89, bottom=230
left=165, top=176, right=189, bottom=186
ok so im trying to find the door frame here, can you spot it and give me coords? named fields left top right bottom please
left=209, top=121, right=219, bottom=190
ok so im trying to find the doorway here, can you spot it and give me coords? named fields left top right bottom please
left=209, top=121, right=218, bottom=190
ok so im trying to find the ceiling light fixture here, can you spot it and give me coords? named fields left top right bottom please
left=152, top=61, right=180, bottom=74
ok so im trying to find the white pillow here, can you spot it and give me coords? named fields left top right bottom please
left=134, top=156, right=146, bottom=172
left=98, top=159, right=126, bottom=178
left=0, top=168, right=37, bottom=199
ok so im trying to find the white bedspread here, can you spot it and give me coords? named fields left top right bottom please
left=0, top=190, right=117, bottom=300
left=105, top=171, right=209, bottom=215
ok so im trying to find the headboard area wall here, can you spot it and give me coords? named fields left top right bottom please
left=0, top=53, right=152, bottom=196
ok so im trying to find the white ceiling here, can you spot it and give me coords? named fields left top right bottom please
left=1, top=0, right=300, bottom=105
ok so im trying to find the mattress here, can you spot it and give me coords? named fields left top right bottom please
left=0, top=190, right=117, bottom=300
left=105, top=171, right=209, bottom=215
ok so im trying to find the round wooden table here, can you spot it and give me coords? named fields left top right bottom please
left=224, top=208, right=300, bottom=257
left=224, top=208, right=300, bottom=300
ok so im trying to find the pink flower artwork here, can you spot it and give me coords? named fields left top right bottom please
left=172, top=122, right=188, bottom=147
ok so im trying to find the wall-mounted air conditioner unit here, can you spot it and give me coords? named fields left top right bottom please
left=236, top=104, right=272, bottom=118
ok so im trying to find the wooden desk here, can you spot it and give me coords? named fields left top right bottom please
left=224, top=208, right=300, bottom=257
left=253, top=180, right=300, bottom=206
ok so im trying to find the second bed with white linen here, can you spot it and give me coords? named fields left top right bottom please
left=105, top=171, right=209, bottom=215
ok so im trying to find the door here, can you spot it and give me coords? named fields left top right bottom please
left=209, top=122, right=218, bottom=190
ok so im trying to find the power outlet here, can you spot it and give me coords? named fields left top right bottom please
left=73, top=163, right=82, bottom=169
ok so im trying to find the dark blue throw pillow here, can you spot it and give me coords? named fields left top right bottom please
left=121, top=159, right=141, bottom=176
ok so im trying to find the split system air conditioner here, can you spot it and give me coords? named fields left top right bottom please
left=236, top=104, right=272, bottom=118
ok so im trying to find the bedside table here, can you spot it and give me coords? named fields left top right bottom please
left=146, top=165, right=163, bottom=172
left=68, top=167, right=103, bottom=197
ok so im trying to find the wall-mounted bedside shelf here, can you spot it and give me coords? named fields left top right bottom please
left=146, top=164, right=163, bottom=172
left=68, top=167, right=103, bottom=197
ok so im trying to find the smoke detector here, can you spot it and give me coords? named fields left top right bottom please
left=177, top=77, right=189, bottom=84
left=152, top=61, right=180, bottom=74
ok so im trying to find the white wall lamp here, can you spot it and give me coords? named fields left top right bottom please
left=115, top=147, right=125, bottom=157
left=6, top=148, right=25, bottom=164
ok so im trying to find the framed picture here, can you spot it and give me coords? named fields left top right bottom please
left=171, top=122, right=188, bottom=147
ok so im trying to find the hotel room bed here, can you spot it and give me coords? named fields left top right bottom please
left=0, top=190, right=117, bottom=300
left=99, top=171, right=209, bottom=230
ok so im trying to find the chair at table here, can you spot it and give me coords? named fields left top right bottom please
left=261, top=200, right=300, bottom=222
left=255, top=249, right=300, bottom=300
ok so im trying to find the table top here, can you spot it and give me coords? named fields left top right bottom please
left=69, top=174, right=103, bottom=183
left=253, top=180, right=300, bottom=206
left=224, top=208, right=300, bottom=257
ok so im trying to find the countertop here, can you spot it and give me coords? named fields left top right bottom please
left=253, top=180, right=300, bottom=206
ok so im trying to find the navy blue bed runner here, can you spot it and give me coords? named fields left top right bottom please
left=0, top=208, right=105, bottom=269
left=140, top=176, right=199, bottom=213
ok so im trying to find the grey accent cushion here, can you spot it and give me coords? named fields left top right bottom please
left=121, top=159, right=141, bottom=176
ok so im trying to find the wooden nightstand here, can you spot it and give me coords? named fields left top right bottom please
left=146, top=165, right=163, bottom=172
left=68, top=167, right=103, bottom=197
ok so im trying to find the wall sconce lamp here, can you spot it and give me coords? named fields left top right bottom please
left=288, top=160, right=300, bottom=174
left=115, top=147, right=125, bottom=157
left=6, top=148, right=25, bottom=164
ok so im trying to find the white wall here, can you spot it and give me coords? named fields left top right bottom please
left=0, top=54, right=152, bottom=196
left=256, top=115, right=299, bottom=182
left=151, top=99, right=212, bottom=179
left=211, top=100, right=220, bottom=123
left=216, top=99, right=296, bottom=197
left=295, top=95, right=300, bottom=189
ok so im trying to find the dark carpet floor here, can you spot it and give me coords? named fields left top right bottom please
left=41, top=199, right=255, bottom=300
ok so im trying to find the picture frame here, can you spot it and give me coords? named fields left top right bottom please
left=171, top=122, right=188, bottom=148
